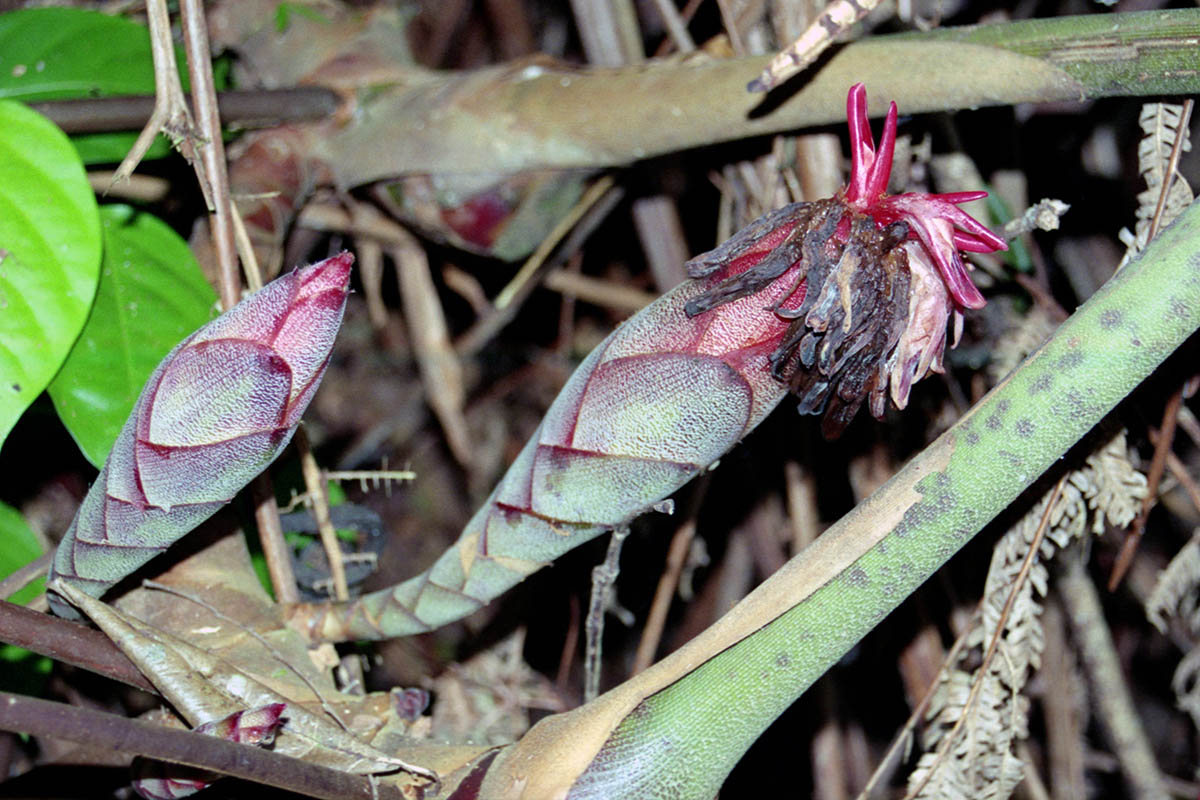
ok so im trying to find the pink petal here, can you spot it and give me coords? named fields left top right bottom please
left=864, top=101, right=898, bottom=201
left=844, top=83, right=875, bottom=205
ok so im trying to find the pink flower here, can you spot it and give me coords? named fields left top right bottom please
left=49, top=253, right=353, bottom=618
left=841, top=83, right=1007, bottom=311
left=685, top=83, right=1007, bottom=435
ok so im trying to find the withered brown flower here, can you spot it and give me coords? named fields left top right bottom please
left=685, top=83, right=1007, bottom=437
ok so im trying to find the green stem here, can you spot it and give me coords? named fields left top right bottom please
left=565, top=199, right=1200, bottom=799
left=326, top=10, right=1200, bottom=183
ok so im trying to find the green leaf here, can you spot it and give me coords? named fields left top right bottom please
left=0, top=503, right=51, bottom=694
left=0, top=8, right=221, bottom=164
left=0, top=8, right=163, bottom=100
left=0, top=100, right=101, bottom=451
left=49, top=205, right=217, bottom=467
left=0, top=501, right=44, bottom=605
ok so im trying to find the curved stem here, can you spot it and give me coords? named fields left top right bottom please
left=490, top=196, right=1200, bottom=798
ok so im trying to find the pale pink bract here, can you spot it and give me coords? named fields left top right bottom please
left=49, top=253, right=353, bottom=618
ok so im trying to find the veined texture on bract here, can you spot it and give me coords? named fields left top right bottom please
left=290, top=245, right=806, bottom=641
left=48, top=253, right=353, bottom=618
left=288, top=82, right=1006, bottom=643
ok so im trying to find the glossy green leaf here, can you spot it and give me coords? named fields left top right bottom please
left=0, top=100, right=101, bottom=450
left=0, top=8, right=191, bottom=164
left=0, top=501, right=44, bottom=605
left=0, top=501, right=52, bottom=694
left=49, top=205, right=217, bottom=467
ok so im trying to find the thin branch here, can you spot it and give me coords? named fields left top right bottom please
left=1109, top=384, right=1182, bottom=589
left=1060, top=554, right=1171, bottom=800
left=1146, top=99, right=1195, bottom=242
left=650, top=0, right=696, bottom=53
left=1148, top=427, right=1200, bottom=515
left=387, top=221, right=475, bottom=470
left=294, top=427, right=349, bottom=602
left=180, top=0, right=238, bottom=308
left=903, top=476, right=1065, bottom=800
left=110, top=0, right=203, bottom=191
left=631, top=518, right=697, bottom=675
left=0, top=601, right=154, bottom=693
left=0, top=552, right=51, bottom=603
left=177, top=0, right=299, bottom=605
left=543, top=268, right=656, bottom=312
left=748, top=0, right=884, bottom=92
left=253, top=473, right=301, bottom=605
left=585, top=527, right=631, bottom=703
left=856, top=604, right=983, bottom=800
left=31, top=88, right=339, bottom=135
left=0, top=692, right=411, bottom=800
left=456, top=176, right=623, bottom=356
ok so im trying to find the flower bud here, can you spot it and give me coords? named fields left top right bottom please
left=48, top=253, right=353, bottom=618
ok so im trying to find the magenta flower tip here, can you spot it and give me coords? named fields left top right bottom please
left=839, top=85, right=1006, bottom=310
left=297, top=250, right=354, bottom=297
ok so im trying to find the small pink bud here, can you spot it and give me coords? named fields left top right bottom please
left=49, top=254, right=353, bottom=618
left=131, top=704, right=288, bottom=800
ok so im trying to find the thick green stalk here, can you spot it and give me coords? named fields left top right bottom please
left=564, top=203, right=1200, bottom=799
left=325, top=10, right=1200, bottom=183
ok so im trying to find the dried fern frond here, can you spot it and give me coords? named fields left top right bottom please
left=1146, top=529, right=1200, bottom=634
left=1172, top=643, right=1200, bottom=731
left=1118, top=102, right=1194, bottom=267
left=907, top=432, right=1145, bottom=800
left=1145, top=529, right=1200, bottom=733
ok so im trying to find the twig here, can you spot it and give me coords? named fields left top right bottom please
left=229, top=206, right=264, bottom=292
left=323, top=467, right=416, bottom=496
left=0, top=692, right=411, bottom=800
left=1148, top=427, right=1200, bottom=515
left=32, top=88, right=340, bottom=135
left=652, top=0, right=704, bottom=56
left=294, top=428, right=349, bottom=602
left=493, top=176, right=618, bottom=311
left=1041, top=597, right=1088, bottom=800
left=252, top=473, right=300, bottom=605
left=0, top=552, right=51, bottom=603
left=1109, top=384, right=1182, bottom=589
left=1146, top=99, right=1194, bottom=243
left=569, top=0, right=642, bottom=66
left=387, top=222, right=474, bottom=470
left=783, top=459, right=820, bottom=554
left=110, top=0, right=203, bottom=192
left=456, top=176, right=623, bottom=356
left=1059, top=552, right=1171, bottom=800
left=556, top=594, right=581, bottom=693
left=747, top=0, right=885, bottom=92
left=178, top=0, right=298, bottom=603
left=713, top=0, right=746, bottom=56
left=584, top=527, right=631, bottom=703
left=631, top=518, right=697, bottom=675
left=356, top=235, right=390, bottom=332
left=87, top=171, right=170, bottom=202
left=180, top=0, right=237, bottom=307
left=650, top=0, right=696, bottom=53
left=903, top=476, right=1066, bottom=800
left=856, top=603, right=982, bottom=800
left=543, top=269, right=656, bottom=312
left=0, top=600, right=154, bottom=693
left=631, top=195, right=691, bottom=292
